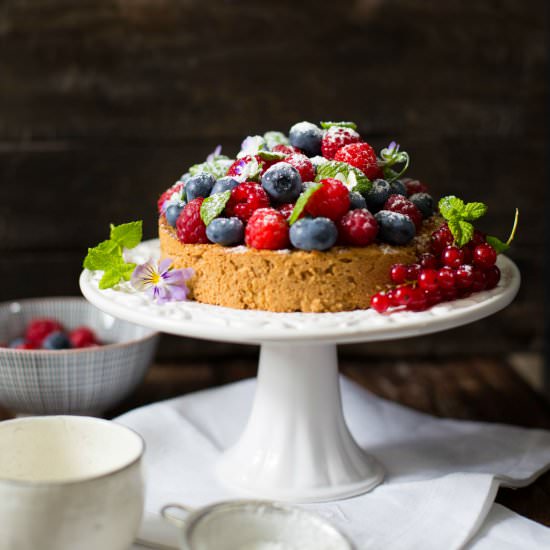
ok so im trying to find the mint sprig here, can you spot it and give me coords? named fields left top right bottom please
left=289, top=183, right=322, bottom=225
left=200, top=190, right=231, bottom=226
left=83, top=221, right=143, bottom=289
left=320, top=121, right=358, bottom=130
left=438, top=196, right=487, bottom=247
left=315, top=161, right=372, bottom=195
left=486, top=209, right=519, bottom=254
left=257, top=150, right=286, bottom=162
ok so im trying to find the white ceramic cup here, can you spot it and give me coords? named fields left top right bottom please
left=0, top=416, right=145, bottom=550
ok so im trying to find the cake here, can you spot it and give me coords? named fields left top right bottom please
left=157, top=121, right=504, bottom=313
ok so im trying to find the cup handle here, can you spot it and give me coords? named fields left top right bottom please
left=160, top=503, right=194, bottom=528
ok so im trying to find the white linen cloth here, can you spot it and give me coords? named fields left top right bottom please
left=121, top=377, right=550, bottom=550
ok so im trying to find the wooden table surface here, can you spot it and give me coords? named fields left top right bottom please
left=2, top=355, right=549, bottom=526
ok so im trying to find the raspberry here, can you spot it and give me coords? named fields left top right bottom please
left=321, top=127, right=361, bottom=160
left=283, top=154, right=315, bottom=182
left=227, top=155, right=268, bottom=180
left=384, top=194, right=423, bottom=230
left=272, top=144, right=301, bottom=155
left=226, top=182, right=270, bottom=223
left=26, top=318, right=64, bottom=347
left=333, top=142, right=381, bottom=180
left=245, top=208, right=290, bottom=250
left=305, top=178, right=350, bottom=221
left=69, top=327, right=98, bottom=348
left=277, top=203, right=296, bottom=220
left=402, top=178, right=429, bottom=196
left=158, top=181, right=184, bottom=214
left=176, top=198, right=208, bottom=244
left=338, top=209, right=378, bottom=246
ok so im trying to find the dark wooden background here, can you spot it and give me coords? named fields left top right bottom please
left=0, top=0, right=546, bottom=361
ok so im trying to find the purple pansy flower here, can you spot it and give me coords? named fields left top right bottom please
left=131, top=258, right=194, bottom=304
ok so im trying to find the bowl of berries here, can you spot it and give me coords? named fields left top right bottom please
left=0, top=297, right=159, bottom=416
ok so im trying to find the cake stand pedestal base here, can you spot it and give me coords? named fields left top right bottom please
left=216, top=343, right=384, bottom=503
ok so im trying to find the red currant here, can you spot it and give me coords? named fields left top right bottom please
left=442, top=246, right=464, bottom=269
left=394, top=285, right=414, bottom=306
left=441, top=287, right=458, bottom=301
left=390, top=264, right=409, bottom=284
left=470, top=229, right=486, bottom=247
left=484, top=265, right=501, bottom=290
left=386, top=289, right=398, bottom=306
left=471, top=268, right=487, bottom=292
left=419, top=253, right=439, bottom=270
left=437, top=267, right=456, bottom=290
left=425, top=288, right=443, bottom=306
left=431, top=227, right=453, bottom=255
left=455, top=265, right=474, bottom=289
left=461, top=246, right=473, bottom=265
left=407, top=287, right=428, bottom=311
left=473, top=243, right=497, bottom=269
left=371, top=292, right=390, bottom=313
left=418, top=269, right=439, bottom=292
left=406, top=263, right=421, bottom=281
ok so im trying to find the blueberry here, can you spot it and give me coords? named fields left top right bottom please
left=409, top=192, right=434, bottom=218
left=211, top=177, right=239, bottom=196
left=185, top=173, right=216, bottom=202
left=289, top=217, right=338, bottom=251
left=390, top=179, right=407, bottom=196
left=349, top=191, right=367, bottom=210
left=166, top=204, right=185, bottom=227
left=288, top=122, right=323, bottom=157
left=206, top=217, right=244, bottom=246
left=8, top=337, right=25, bottom=348
left=365, top=179, right=391, bottom=212
left=375, top=210, right=416, bottom=245
left=42, top=331, right=71, bottom=350
left=261, top=162, right=302, bottom=203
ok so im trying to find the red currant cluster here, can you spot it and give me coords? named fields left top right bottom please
left=370, top=223, right=501, bottom=313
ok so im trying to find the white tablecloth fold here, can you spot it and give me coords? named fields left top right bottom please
left=122, top=377, right=550, bottom=550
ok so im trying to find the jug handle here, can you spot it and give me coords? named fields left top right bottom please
left=161, top=503, right=193, bottom=528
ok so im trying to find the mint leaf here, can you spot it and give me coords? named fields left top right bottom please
left=462, top=202, right=488, bottom=221
left=99, top=269, right=123, bottom=290
left=200, top=190, right=231, bottom=226
left=320, top=121, right=358, bottom=130
left=448, top=219, right=474, bottom=247
left=486, top=236, right=509, bottom=254
left=83, top=240, right=121, bottom=270
left=289, top=183, right=322, bottom=225
left=119, top=262, right=136, bottom=281
left=438, top=196, right=465, bottom=221
left=315, top=161, right=372, bottom=194
left=257, top=150, right=286, bottom=162
left=189, top=158, right=233, bottom=179
left=110, top=221, right=143, bottom=249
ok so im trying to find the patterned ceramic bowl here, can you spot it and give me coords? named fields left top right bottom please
left=0, top=297, right=159, bottom=416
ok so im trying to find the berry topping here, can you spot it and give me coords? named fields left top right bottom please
left=245, top=208, right=290, bottom=250
left=225, top=182, right=270, bottom=222
left=185, top=173, right=216, bottom=202
left=277, top=203, right=296, bottom=220
left=289, top=122, right=323, bottom=157
left=365, top=179, right=391, bottom=213
left=176, top=198, right=209, bottom=244
left=26, top=318, right=64, bottom=347
left=349, top=191, right=367, bottom=210
left=321, top=126, right=361, bottom=160
left=206, top=217, right=244, bottom=246
left=211, top=177, right=240, bottom=196
left=69, top=327, right=98, bottom=348
left=165, top=204, right=185, bottom=228
left=374, top=210, right=416, bottom=245
left=409, top=192, right=434, bottom=219
left=261, top=162, right=302, bottom=203
left=304, top=178, right=350, bottom=221
left=403, top=178, right=429, bottom=196
left=337, top=209, right=378, bottom=246
left=42, top=331, right=71, bottom=350
left=283, top=154, right=315, bottom=183
left=333, top=142, right=380, bottom=180
left=289, top=217, right=338, bottom=251
left=384, top=194, right=423, bottom=230
left=227, top=155, right=265, bottom=181
left=158, top=181, right=184, bottom=214
left=473, top=243, right=497, bottom=269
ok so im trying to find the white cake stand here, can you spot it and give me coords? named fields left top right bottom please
left=79, top=239, right=520, bottom=503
